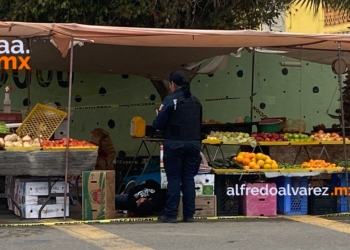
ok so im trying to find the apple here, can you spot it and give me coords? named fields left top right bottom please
left=251, top=133, right=257, bottom=138
left=271, top=138, right=276, bottom=142
left=265, top=138, right=270, bottom=141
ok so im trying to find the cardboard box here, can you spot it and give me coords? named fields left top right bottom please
left=17, top=179, right=69, bottom=196
left=82, top=170, right=115, bottom=220
left=19, top=195, right=69, bottom=205
left=161, top=169, right=215, bottom=196
left=178, top=195, right=217, bottom=217
left=194, top=174, right=215, bottom=196
left=14, top=203, right=69, bottom=219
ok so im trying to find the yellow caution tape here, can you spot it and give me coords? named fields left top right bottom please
left=3, top=96, right=243, bottom=114
left=0, top=215, right=271, bottom=227
left=319, top=213, right=350, bottom=217
left=2, top=213, right=349, bottom=227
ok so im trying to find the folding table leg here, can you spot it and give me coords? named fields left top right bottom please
left=117, top=141, right=145, bottom=194
left=137, top=142, right=159, bottom=184
left=202, top=144, right=212, bottom=162
left=303, top=146, right=312, bottom=160
left=9, top=176, right=23, bottom=220
left=293, top=147, right=303, bottom=165
left=38, top=177, right=55, bottom=220
left=75, top=175, right=81, bottom=205
left=318, top=146, right=331, bottom=161
left=213, top=146, right=220, bottom=161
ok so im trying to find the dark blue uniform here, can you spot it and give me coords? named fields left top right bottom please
left=153, top=88, right=202, bottom=220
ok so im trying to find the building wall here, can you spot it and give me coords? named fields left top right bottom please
left=285, top=3, right=350, bottom=34
left=261, top=3, right=350, bottom=34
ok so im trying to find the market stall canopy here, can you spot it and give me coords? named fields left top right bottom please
left=254, top=47, right=350, bottom=66
left=1, top=22, right=350, bottom=78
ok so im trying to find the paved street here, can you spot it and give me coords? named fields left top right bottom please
left=2, top=216, right=350, bottom=250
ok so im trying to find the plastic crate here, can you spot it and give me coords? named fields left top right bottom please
left=308, top=193, right=337, bottom=215
left=16, top=104, right=67, bottom=140
left=331, top=173, right=350, bottom=213
left=215, top=175, right=240, bottom=216
left=0, top=112, right=22, bottom=123
left=240, top=182, right=277, bottom=216
left=273, top=176, right=308, bottom=215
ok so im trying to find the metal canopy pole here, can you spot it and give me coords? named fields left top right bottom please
left=250, top=48, right=255, bottom=121
left=336, top=42, right=350, bottom=212
left=26, top=38, right=32, bottom=113
left=63, top=37, right=74, bottom=220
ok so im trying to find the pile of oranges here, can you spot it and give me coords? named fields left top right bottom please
left=301, top=159, right=337, bottom=168
left=233, top=152, right=279, bottom=170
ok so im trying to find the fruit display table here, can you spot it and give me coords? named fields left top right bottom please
left=0, top=150, right=97, bottom=220
left=202, top=141, right=350, bottom=164
left=119, top=137, right=163, bottom=193
left=211, top=167, right=344, bottom=177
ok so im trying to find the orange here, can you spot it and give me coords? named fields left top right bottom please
left=255, top=153, right=264, bottom=161
left=265, top=158, right=272, bottom=165
left=271, top=163, right=278, bottom=169
left=238, top=152, right=246, bottom=157
left=252, top=164, right=260, bottom=170
left=249, top=153, right=256, bottom=159
left=263, top=164, right=271, bottom=169
left=243, top=165, right=250, bottom=170
left=257, top=160, right=265, bottom=167
left=249, top=162, right=256, bottom=168
left=236, top=155, right=244, bottom=163
left=243, top=158, right=251, bottom=166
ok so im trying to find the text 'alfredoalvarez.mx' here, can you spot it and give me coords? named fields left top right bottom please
left=0, top=40, right=31, bottom=70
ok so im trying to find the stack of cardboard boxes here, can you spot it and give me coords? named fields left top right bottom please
left=6, top=176, right=70, bottom=219
left=161, top=169, right=217, bottom=217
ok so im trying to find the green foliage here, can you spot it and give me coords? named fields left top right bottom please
left=292, top=0, right=350, bottom=13
left=0, top=0, right=294, bottom=30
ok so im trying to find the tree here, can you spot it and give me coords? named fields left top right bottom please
left=0, top=0, right=345, bottom=100
left=293, top=0, right=350, bottom=13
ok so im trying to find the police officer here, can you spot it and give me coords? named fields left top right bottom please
left=153, top=70, right=202, bottom=223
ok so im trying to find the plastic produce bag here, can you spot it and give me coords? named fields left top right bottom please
left=282, top=119, right=306, bottom=133
left=200, top=152, right=209, bottom=168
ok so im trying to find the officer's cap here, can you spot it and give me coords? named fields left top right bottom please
left=169, top=71, right=189, bottom=86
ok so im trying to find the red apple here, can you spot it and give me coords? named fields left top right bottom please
left=271, top=138, right=276, bottom=142
left=265, top=138, right=270, bottom=141
left=251, top=133, right=257, bottom=137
